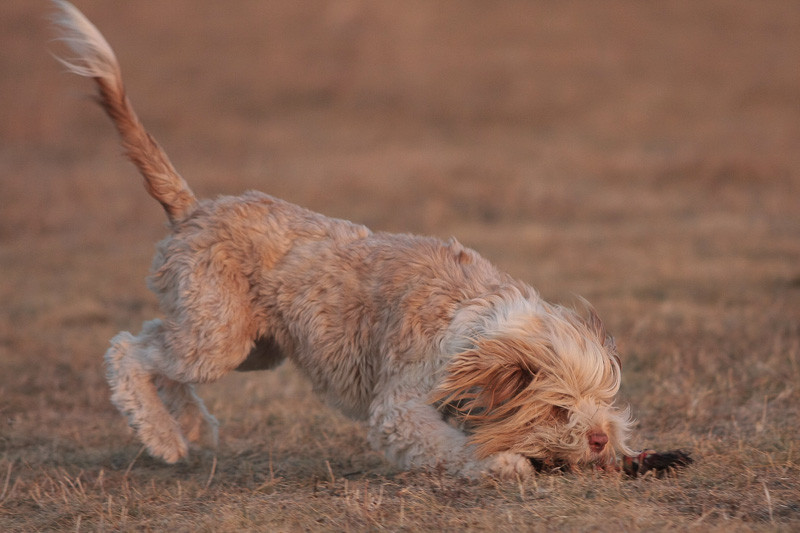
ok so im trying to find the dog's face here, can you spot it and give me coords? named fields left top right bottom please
left=433, top=302, right=633, bottom=469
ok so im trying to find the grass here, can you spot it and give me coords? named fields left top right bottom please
left=2, top=0, right=800, bottom=530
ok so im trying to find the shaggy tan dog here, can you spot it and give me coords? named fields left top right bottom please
left=53, top=1, right=634, bottom=479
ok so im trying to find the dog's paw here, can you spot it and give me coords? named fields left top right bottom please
left=138, top=417, right=189, bottom=463
left=181, top=411, right=219, bottom=450
left=482, top=451, right=535, bottom=480
left=151, top=432, right=189, bottom=464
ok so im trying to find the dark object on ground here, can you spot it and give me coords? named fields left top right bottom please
left=623, top=450, right=694, bottom=478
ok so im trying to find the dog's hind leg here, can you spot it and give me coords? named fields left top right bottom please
left=106, top=310, right=261, bottom=462
left=154, top=376, right=219, bottom=450
left=105, top=320, right=190, bottom=462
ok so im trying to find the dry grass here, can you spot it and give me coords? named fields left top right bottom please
left=2, top=0, right=800, bottom=530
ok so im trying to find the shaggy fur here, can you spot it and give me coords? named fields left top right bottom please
left=53, top=1, right=634, bottom=479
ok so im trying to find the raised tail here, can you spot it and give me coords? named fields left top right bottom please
left=51, top=0, right=197, bottom=224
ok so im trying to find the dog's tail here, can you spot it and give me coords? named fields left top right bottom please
left=51, top=0, right=197, bottom=224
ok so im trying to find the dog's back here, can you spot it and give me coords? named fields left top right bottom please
left=148, top=186, right=518, bottom=419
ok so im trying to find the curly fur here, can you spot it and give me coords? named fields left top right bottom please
left=53, top=1, right=634, bottom=479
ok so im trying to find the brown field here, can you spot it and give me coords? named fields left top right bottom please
left=2, top=1, right=800, bottom=530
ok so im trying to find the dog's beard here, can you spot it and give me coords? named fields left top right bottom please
left=528, top=400, right=633, bottom=467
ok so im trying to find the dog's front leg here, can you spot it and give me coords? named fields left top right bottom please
left=367, top=387, right=533, bottom=479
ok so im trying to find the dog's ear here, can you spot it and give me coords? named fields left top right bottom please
left=477, top=338, right=538, bottom=408
left=431, top=337, right=538, bottom=421
left=432, top=336, right=559, bottom=458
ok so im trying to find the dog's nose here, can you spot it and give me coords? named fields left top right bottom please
left=588, top=431, right=609, bottom=453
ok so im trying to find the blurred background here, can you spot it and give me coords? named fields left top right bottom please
left=1, top=2, right=799, bottom=525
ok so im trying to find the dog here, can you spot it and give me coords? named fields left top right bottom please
left=53, top=1, right=634, bottom=479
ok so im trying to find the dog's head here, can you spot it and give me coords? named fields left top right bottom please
left=433, top=297, right=633, bottom=469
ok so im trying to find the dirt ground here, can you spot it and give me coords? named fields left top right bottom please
left=2, top=1, right=799, bottom=530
